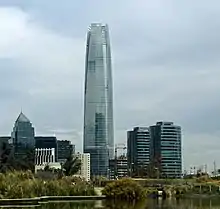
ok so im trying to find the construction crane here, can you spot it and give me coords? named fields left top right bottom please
left=114, top=143, right=127, bottom=180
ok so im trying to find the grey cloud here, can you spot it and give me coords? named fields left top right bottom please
left=0, top=0, right=220, bottom=170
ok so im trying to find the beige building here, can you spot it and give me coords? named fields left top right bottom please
left=75, top=153, right=90, bottom=181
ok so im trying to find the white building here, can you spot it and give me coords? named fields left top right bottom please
left=75, top=153, right=90, bottom=181
left=35, top=148, right=55, bottom=165
left=35, top=162, right=61, bottom=172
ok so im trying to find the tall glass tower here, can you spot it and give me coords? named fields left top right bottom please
left=11, top=112, right=35, bottom=162
left=83, top=23, right=114, bottom=177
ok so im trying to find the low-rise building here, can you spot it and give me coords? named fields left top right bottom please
left=109, top=156, right=128, bottom=180
left=35, top=162, right=61, bottom=172
left=35, top=148, right=56, bottom=165
left=35, top=136, right=58, bottom=161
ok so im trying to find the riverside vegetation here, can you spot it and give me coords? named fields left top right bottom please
left=0, top=171, right=96, bottom=199
left=102, top=178, right=146, bottom=200
left=0, top=141, right=96, bottom=199
left=101, top=174, right=220, bottom=200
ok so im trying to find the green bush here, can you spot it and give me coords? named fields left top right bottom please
left=0, top=171, right=96, bottom=199
left=102, top=178, right=146, bottom=200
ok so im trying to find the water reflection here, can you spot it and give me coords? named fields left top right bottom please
left=2, top=198, right=220, bottom=209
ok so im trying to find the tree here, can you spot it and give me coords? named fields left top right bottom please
left=0, top=142, right=15, bottom=172
left=0, top=141, right=36, bottom=173
left=62, top=155, right=81, bottom=176
left=13, top=148, right=35, bottom=172
left=44, top=163, right=51, bottom=172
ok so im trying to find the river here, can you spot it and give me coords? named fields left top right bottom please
left=36, top=198, right=220, bottom=209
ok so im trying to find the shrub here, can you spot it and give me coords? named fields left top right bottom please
left=0, top=171, right=95, bottom=199
left=102, top=178, right=146, bottom=200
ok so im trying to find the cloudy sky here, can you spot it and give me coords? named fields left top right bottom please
left=0, top=0, right=220, bottom=171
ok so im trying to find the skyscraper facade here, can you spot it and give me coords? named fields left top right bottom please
left=83, top=23, right=114, bottom=177
left=11, top=112, right=35, bottom=160
left=127, top=127, right=150, bottom=177
left=150, top=122, right=182, bottom=178
left=57, top=140, right=75, bottom=162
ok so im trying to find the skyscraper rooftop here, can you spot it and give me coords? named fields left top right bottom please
left=16, top=112, right=30, bottom=123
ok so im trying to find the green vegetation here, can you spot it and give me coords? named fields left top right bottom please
left=0, top=171, right=96, bottom=199
left=102, top=178, right=146, bottom=200
left=0, top=141, right=35, bottom=172
left=62, top=155, right=81, bottom=176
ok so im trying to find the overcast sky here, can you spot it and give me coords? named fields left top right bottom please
left=0, top=0, right=220, bottom=171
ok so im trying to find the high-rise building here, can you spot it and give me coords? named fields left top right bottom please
left=109, top=155, right=128, bottom=180
left=57, top=140, right=75, bottom=162
left=127, top=127, right=150, bottom=177
left=75, top=153, right=91, bottom=181
left=11, top=112, right=35, bottom=159
left=35, top=136, right=58, bottom=161
left=150, top=122, right=182, bottom=178
left=83, top=23, right=114, bottom=177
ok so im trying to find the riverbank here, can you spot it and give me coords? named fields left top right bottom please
left=0, top=196, right=106, bottom=206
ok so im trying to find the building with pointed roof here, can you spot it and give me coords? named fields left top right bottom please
left=15, top=112, right=31, bottom=123
left=12, top=112, right=35, bottom=159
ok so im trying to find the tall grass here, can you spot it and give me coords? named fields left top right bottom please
left=0, top=171, right=96, bottom=199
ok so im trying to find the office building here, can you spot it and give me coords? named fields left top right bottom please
left=83, top=23, right=114, bottom=177
left=57, top=140, right=75, bottom=162
left=127, top=127, right=150, bottom=177
left=150, top=121, right=182, bottom=178
left=109, top=155, right=128, bottom=180
left=35, top=136, right=58, bottom=161
left=75, top=153, right=91, bottom=181
left=35, top=148, right=55, bottom=165
left=11, top=112, right=35, bottom=159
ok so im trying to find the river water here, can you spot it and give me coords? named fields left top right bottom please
left=37, top=199, right=220, bottom=209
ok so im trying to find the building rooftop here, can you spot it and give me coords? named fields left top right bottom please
left=16, top=112, right=30, bottom=123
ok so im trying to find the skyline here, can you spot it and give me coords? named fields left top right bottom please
left=0, top=0, right=220, bottom=170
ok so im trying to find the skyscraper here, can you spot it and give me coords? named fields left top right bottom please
left=11, top=112, right=35, bottom=161
left=83, top=23, right=114, bottom=177
left=12, top=112, right=35, bottom=148
left=127, top=127, right=150, bottom=177
left=150, top=122, right=182, bottom=178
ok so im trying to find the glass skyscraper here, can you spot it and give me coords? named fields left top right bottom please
left=12, top=112, right=35, bottom=148
left=150, top=122, right=182, bottom=178
left=11, top=112, right=35, bottom=160
left=83, top=23, right=114, bottom=177
left=127, top=127, right=150, bottom=177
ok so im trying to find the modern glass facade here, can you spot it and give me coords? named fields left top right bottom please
left=12, top=112, right=35, bottom=148
left=83, top=23, right=114, bottom=177
left=150, top=122, right=182, bottom=178
left=11, top=112, right=35, bottom=159
left=57, top=140, right=75, bottom=162
left=35, top=136, right=58, bottom=162
left=127, top=127, right=150, bottom=177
